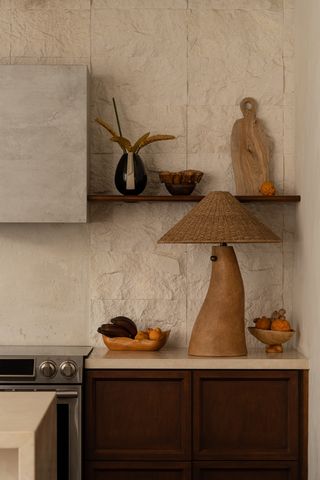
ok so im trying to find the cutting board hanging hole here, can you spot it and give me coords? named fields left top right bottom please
left=240, top=97, right=257, bottom=117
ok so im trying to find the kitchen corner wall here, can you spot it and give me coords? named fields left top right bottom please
left=294, top=0, right=320, bottom=477
left=0, top=0, right=295, bottom=347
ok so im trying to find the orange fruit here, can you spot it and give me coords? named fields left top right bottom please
left=148, top=328, right=162, bottom=340
left=135, top=331, right=149, bottom=340
left=259, top=181, right=276, bottom=196
left=271, top=319, right=291, bottom=331
left=254, top=316, right=271, bottom=330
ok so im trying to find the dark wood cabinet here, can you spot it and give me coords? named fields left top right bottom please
left=193, top=370, right=299, bottom=460
left=193, top=461, right=298, bottom=479
left=85, top=370, right=191, bottom=461
left=84, top=369, right=308, bottom=480
left=85, top=461, right=191, bottom=480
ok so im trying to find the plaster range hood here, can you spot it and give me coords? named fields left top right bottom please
left=0, top=65, right=88, bottom=223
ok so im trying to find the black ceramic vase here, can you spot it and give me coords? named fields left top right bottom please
left=114, top=152, right=147, bottom=195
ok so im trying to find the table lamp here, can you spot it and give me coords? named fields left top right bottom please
left=158, top=192, right=280, bottom=357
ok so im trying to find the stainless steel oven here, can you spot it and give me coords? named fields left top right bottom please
left=0, top=346, right=92, bottom=480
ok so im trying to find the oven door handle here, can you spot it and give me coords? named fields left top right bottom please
left=56, top=390, right=79, bottom=399
left=0, top=388, right=79, bottom=399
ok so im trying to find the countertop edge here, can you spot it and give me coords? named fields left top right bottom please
left=85, top=348, right=309, bottom=370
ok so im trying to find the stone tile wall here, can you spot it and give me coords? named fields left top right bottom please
left=0, top=0, right=296, bottom=348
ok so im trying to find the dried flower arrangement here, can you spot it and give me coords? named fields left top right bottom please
left=95, top=98, right=176, bottom=196
left=95, top=117, right=176, bottom=154
left=95, top=98, right=175, bottom=152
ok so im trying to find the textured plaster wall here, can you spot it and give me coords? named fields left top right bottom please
left=294, top=0, right=320, bottom=477
left=0, top=0, right=295, bottom=347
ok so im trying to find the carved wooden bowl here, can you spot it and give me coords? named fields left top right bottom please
left=102, top=330, right=170, bottom=351
left=159, top=170, right=203, bottom=195
left=248, top=327, right=295, bottom=353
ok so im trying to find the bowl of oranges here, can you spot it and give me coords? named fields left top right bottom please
left=248, top=308, right=295, bottom=353
left=102, top=326, right=170, bottom=352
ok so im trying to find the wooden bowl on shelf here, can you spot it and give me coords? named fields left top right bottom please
left=248, top=327, right=295, bottom=353
left=165, top=184, right=196, bottom=195
left=159, top=170, right=203, bottom=196
left=101, top=330, right=171, bottom=352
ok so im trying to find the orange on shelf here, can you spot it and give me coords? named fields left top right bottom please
left=259, top=181, right=276, bottom=196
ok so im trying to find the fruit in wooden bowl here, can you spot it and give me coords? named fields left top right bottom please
left=97, top=319, right=170, bottom=351
left=254, top=316, right=271, bottom=330
left=135, top=331, right=149, bottom=340
left=249, top=308, right=295, bottom=353
left=102, top=329, right=170, bottom=352
left=248, top=327, right=295, bottom=353
left=97, top=316, right=137, bottom=339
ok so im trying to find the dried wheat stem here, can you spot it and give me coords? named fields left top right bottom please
left=112, top=98, right=123, bottom=137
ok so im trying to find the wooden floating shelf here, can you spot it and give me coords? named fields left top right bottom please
left=88, top=194, right=301, bottom=203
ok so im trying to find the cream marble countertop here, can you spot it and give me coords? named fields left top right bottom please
left=0, top=392, right=56, bottom=480
left=85, top=347, right=308, bottom=370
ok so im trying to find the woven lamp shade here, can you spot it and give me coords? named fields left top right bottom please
left=158, top=191, right=280, bottom=244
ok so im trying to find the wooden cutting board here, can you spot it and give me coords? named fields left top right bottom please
left=231, top=97, right=270, bottom=195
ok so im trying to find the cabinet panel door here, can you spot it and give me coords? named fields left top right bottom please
left=193, top=370, right=299, bottom=460
left=85, top=370, right=191, bottom=461
left=85, top=462, right=191, bottom=480
left=193, top=461, right=298, bottom=480
left=0, top=65, right=87, bottom=223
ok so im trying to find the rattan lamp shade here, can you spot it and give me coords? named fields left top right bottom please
left=158, top=191, right=280, bottom=244
left=158, top=191, right=280, bottom=357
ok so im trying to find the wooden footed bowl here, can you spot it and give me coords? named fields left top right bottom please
left=248, top=327, right=295, bottom=353
left=159, top=170, right=203, bottom=196
left=102, top=330, right=170, bottom=352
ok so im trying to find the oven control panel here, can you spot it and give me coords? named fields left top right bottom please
left=39, top=360, right=77, bottom=379
left=0, top=356, right=83, bottom=384
left=0, top=346, right=92, bottom=385
left=37, top=357, right=80, bottom=383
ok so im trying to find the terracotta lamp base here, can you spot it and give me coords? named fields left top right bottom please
left=188, top=245, right=247, bottom=357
